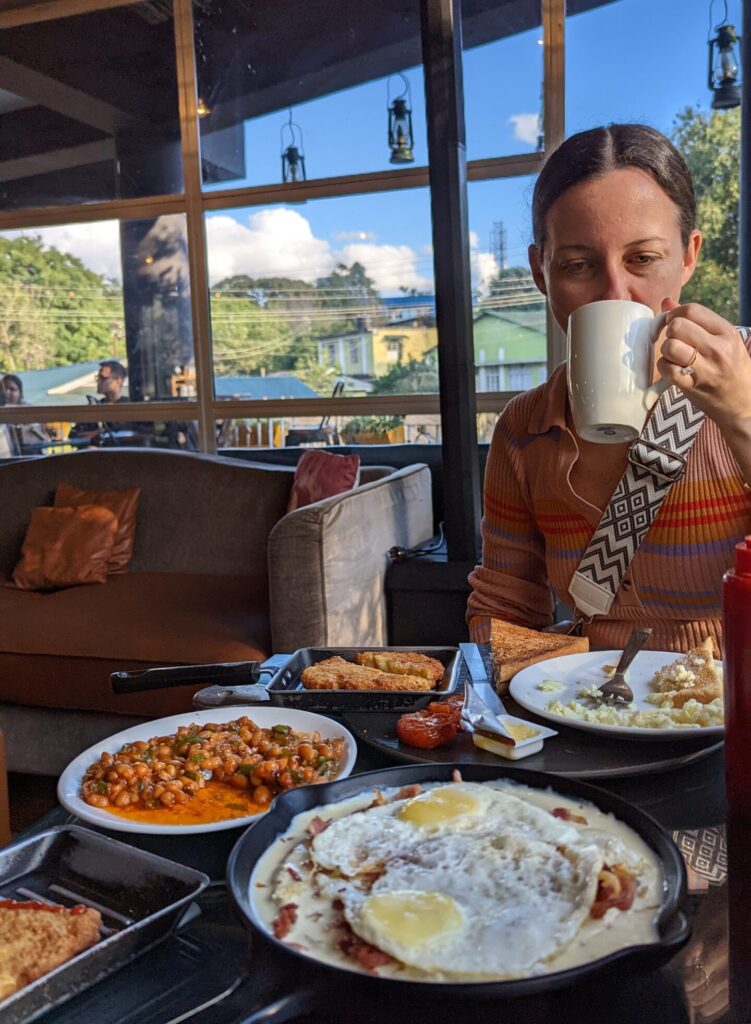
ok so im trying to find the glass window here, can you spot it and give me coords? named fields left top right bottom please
left=0, top=417, right=199, bottom=458
left=215, top=413, right=441, bottom=450
left=206, top=188, right=437, bottom=399
left=0, top=3, right=182, bottom=210
left=468, top=175, right=547, bottom=390
left=0, top=215, right=194, bottom=405
left=463, top=0, right=544, bottom=161
left=194, top=0, right=425, bottom=190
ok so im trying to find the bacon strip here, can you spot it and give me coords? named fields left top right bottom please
left=338, top=925, right=394, bottom=970
left=552, top=806, right=588, bottom=825
left=591, top=864, right=637, bottom=919
left=307, top=816, right=332, bottom=836
left=273, top=902, right=298, bottom=939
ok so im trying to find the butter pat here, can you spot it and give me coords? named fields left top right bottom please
left=473, top=732, right=544, bottom=760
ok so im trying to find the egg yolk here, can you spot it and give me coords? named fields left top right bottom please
left=398, top=786, right=479, bottom=826
left=362, top=891, right=462, bottom=947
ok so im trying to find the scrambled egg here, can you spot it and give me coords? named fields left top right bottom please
left=546, top=689, right=724, bottom=729
left=537, top=680, right=565, bottom=693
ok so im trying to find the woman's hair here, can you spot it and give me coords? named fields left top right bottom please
left=531, top=123, right=696, bottom=251
left=2, top=373, right=23, bottom=398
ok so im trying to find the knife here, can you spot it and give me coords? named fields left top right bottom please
left=459, top=642, right=558, bottom=752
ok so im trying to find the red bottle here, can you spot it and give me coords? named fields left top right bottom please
left=723, top=535, right=751, bottom=818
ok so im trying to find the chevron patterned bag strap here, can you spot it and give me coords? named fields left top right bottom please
left=569, top=386, right=705, bottom=619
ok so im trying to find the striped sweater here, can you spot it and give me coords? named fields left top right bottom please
left=468, top=343, right=751, bottom=654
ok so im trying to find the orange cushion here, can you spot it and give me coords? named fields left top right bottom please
left=55, top=481, right=141, bottom=573
left=11, top=506, right=118, bottom=591
left=286, top=449, right=360, bottom=512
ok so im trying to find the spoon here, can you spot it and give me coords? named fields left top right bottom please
left=597, top=627, right=653, bottom=703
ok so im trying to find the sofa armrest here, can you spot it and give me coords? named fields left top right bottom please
left=268, top=464, right=433, bottom=651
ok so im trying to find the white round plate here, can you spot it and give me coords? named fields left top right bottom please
left=57, top=706, right=358, bottom=835
left=509, top=650, right=724, bottom=741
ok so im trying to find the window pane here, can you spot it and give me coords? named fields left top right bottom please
left=0, top=2, right=181, bottom=210
left=206, top=189, right=438, bottom=399
left=463, top=0, right=543, bottom=160
left=566, top=0, right=740, bottom=323
left=194, top=0, right=425, bottom=189
left=0, top=215, right=194, bottom=404
left=0, top=419, right=199, bottom=458
left=468, top=176, right=547, bottom=392
left=215, top=414, right=441, bottom=450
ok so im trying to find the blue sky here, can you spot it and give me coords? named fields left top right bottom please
left=200, top=0, right=738, bottom=295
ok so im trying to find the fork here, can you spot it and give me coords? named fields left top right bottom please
left=597, top=627, right=653, bottom=702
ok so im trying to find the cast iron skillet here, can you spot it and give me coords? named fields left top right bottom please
left=227, top=762, right=690, bottom=1009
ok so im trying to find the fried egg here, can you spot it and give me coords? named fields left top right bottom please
left=311, top=782, right=579, bottom=877
left=338, top=830, right=603, bottom=977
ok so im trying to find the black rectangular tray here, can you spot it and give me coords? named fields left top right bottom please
left=0, top=825, right=209, bottom=1024
left=264, top=646, right=463, bottom=713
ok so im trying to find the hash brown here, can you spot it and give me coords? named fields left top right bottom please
left=301, top=656, right=433, bottom=692
left=0, top=900, right=101, bottom=1000
left=355, top=651, right=444, bottom=683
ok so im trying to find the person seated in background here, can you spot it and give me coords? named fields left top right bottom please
left=1, top=374, right=50, bottom=453
left=68, top=360, right=130, bottom=445
left=0, top=385, right=18, bottom=458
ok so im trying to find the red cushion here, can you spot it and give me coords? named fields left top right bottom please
left=286, top=450, right=360, bottom=512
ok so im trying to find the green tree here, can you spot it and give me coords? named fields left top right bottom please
left=672, top=106, right=740, bottom=323
left=372, top=351, right=439, bottom=394
left=0, top=235, right=117, bottom=371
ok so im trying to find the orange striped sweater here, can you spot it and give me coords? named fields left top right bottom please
left=468, top=356, right=751, bottom=654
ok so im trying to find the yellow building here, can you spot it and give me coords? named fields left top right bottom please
left=317, top=324, right=437, bottom=380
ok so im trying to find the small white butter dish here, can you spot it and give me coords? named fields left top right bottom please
left=470, top=715, right=558, bottom=760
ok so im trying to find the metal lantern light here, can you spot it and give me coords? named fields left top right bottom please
left=281, top=110, right=306, bottom=183
left=387, top=74, right=415, bottom=164
left=708, top=2, right=742, bottom=110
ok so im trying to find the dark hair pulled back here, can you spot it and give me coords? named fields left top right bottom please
left=531, top=123, right=696, bottom=251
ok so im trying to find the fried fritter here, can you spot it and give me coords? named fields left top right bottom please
left=355, top=651, right=445, bottom=683
left=0, top=901, right=101, bottom=1000
left=301, top=657, right=433, bottom=692
left=652, top=637, right=722, bottom=704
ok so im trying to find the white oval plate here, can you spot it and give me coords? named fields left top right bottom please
left=58, top=706, right=358, bottom=835
left=509, top=650, right=724, bottom=741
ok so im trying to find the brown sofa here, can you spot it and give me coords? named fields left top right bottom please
left=0, top=449, right=433, bottom=773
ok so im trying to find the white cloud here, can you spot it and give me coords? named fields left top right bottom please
left=508, top=113, right=541, bottom=147
left=337, top=242, right=432, bottom=293
left=471, top=251, right=499, bottom=294
left=206, top=207, right=334, bottom=283
left=333, top=230, right=377, bottom=242
left=9, top=206, right=433, bottom=295
left=6, top=220, right=122, bottom=280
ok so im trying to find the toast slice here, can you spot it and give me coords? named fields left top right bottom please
left=489, top=619, right=590, bottom=694
left=0, top=900, right=101, bottom=1000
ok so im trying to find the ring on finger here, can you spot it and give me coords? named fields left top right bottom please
left=679, top=347, right=698, bottom=376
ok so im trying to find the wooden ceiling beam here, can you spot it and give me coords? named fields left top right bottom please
left=0, top=56, right=137, bottom=132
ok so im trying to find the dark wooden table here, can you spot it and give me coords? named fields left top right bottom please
left=14, top=739, right=751, bottom=1024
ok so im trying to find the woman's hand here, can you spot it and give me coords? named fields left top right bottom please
left=656, top=298, right=751, bottom=433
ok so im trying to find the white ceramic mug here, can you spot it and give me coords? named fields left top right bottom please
left=566, top=299, right=668, bottom=444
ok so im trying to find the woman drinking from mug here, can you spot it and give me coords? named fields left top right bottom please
left=467, top=122, right=751, bottom=653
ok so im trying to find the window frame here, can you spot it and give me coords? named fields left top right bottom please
left=0, top=0, right=565, bottom=449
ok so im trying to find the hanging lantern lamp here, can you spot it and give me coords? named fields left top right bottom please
left=708, top=1, right=742, bottom=110
left=387, top=74, right=415, bottom=164
left=281, top=110, right=307, bottom=183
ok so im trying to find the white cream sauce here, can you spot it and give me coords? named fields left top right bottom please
left=250, top=780, right=663, bottom=982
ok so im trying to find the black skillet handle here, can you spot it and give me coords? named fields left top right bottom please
left=111, top=661, right=261, bottom=694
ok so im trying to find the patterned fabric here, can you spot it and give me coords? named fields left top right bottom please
left=672, top=826, right=727, bottom=885
left=571, top=385, right=705, bottom=617
left=467, top=331, right=751, bottom=652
